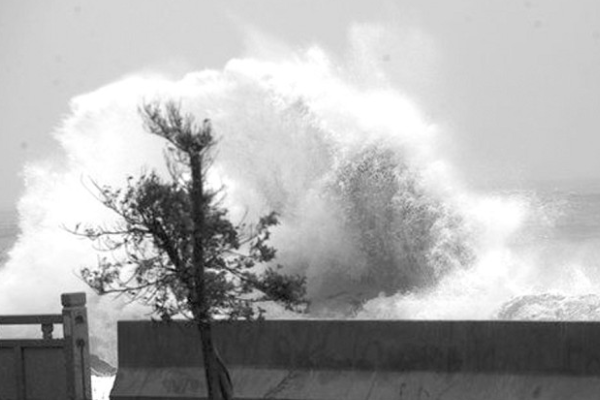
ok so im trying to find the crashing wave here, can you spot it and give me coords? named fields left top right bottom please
left=307, top=145, right=475, bottom=314
left=498, top=293, right=600, bottom=321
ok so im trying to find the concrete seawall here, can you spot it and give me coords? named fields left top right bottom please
left=111, top=320, right=600, bottom=399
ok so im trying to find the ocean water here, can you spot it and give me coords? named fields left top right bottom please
left=514, top=181, right=600, bottom=273
left=92, top=376, right=115, bottom=400
left=1, top=182, right=599, bottom=400
left=495, top=180, right=600, bottom=321
left=0, top=51, right=599, bottom=399
left=1, top=179, right=599, bottom=314
left=494, top=180, right=600, bottom=253
left=3, top=53, right=598, bottom=328
left=0, top=210, right=18, bottom=266
left=514, top=180, right=600, bottom=241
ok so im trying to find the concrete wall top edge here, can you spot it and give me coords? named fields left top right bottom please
left=117, top=319, right=600, bottom=324
left=116, top=320, right=600, bottom=375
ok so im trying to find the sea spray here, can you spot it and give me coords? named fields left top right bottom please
left=303, top=144, right=475, bottom=314
left=1, top=47, right=598, bottom=365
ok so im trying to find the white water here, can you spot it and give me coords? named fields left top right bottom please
left=1, top=43, right=599, bottom=370
left=92, top=376, right=115, bottom=400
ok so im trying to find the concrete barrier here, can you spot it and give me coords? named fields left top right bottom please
left=111, top=320, right=600, bottom=400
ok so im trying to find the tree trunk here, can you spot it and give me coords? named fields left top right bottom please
left=190, top=150, right=232, bottom=400
left=198, top=320, right=228, bottom=400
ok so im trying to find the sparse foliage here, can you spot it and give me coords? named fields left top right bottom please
left=73, top=101, right=306, bottom=399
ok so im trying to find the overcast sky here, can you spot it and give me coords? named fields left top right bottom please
left=1, top=0, right=600, bottom=209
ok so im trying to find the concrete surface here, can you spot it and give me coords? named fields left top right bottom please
left=110, top=320, right=600, bottom=399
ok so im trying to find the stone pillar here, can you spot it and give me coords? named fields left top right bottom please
left=62, top=292, right=92, bottom=400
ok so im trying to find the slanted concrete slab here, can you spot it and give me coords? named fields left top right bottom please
left=110, top=320, right=600, bottom=400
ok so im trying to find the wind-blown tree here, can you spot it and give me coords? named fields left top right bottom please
left=73, top=102, right=306, bottom=400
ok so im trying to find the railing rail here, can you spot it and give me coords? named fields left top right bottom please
left=0, top=313, right=64, bottom=339
left=0, top=314, right=63, bottom=324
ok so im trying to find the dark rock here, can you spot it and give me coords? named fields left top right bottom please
left=90, top=353, right=117, bottom=377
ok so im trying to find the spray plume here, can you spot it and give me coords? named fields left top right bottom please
left=1, top=41, right=599, bottom=362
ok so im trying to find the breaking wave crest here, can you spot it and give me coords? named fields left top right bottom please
left=1, top=45, right=599, bottom=362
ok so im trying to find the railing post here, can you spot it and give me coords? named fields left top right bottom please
left=62, top=292, right=92, bottom=400
left=41, top=322, right=54, bottom=339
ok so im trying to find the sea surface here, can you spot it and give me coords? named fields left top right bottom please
left=0, top=209, right=18, bottom=267
left=2, top=181, right=599, bottom=266
left=1, top=180, right=600, bottom=284
left=502, top=180, right=600, bottom=263
left=517, top=179, right=600, bottom=242
left=1, top=180, right=600, bottom=400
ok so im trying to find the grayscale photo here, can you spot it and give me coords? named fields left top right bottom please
left=1, top=1, right=600, bottom=399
